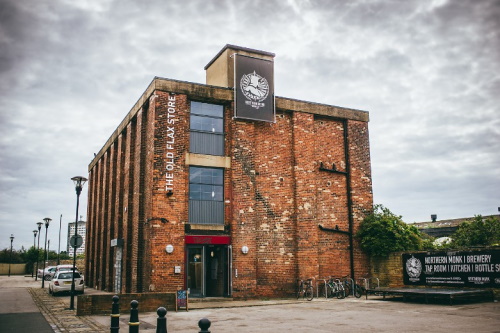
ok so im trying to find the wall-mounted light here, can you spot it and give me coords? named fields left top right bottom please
left=241, top=245, right=249, bottom=254
left=165, top=244, right=174, bottom=253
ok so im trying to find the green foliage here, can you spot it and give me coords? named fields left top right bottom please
left=356, top=204, right=427, bottom=257
left=59, top=252, right=71, bottom=260
left=0, top=247, right=26, bottom=263
left=420, top=232, right=437, bottom=250
left=451, top=215, right=500, bottom=247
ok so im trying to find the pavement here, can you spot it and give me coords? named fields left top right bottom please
left=1, top=275, right=499, bottom=332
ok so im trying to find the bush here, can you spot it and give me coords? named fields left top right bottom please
left=451, top=215, right=500, bottom=247
left=356, top=204, right=428, bottom=257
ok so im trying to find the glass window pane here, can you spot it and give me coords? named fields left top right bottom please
left=189, top=168, right=202, bottom=183
left=189, top=167, right=223, bottom=202
left=191, top=101, right=223, bottom=117
left=213, top=172, right=223, bottom=185
left=213, top=185, right=223, bottom=201
left=191, top=115, right=223, bottom=133
left=189, top=184, right=201, bottom=200
left=201, top=185, right=213, bottom=201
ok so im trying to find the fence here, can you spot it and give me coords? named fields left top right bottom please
left=110, top=295, right=212, bottom=333
left=0, top=263, right=26, bottom=275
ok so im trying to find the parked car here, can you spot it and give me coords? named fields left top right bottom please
left=37, top=266, right=56, bottom=280
left=48, top=271, right=85, bottom=296
left=55, top=264, right=80, bottom=274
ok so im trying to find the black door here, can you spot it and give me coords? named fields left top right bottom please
left=186, top=245, right=230, bottom=297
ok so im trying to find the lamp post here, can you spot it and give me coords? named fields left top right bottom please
left=41, top=217, right=51, bottom=289
left=32, top=230, right=38, bottom=278
left=70, top=176, right=87, bottom=310
left=35, top=222, right=43, bottom=281
left=57, top=214, right=62, bottom=265
left=8, top=234, right=14, bottom=277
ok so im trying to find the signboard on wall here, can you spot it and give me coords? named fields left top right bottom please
left=234, top=54, right=275, bottom=122
left=403, top=250, right=500, bottom=288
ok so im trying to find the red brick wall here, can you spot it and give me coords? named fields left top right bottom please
left=86, top=83, right=373, bottom=298
left=148, top=92, right=190, bottom=292
left=76, top=292, right=177, bottom=316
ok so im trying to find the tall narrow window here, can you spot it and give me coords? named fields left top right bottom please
left=190, top=101, right=224, bottom=156
left=189, top=166, right=224, bottom=225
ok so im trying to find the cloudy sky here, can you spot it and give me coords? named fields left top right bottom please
left=1, top=0, right=499, bottom=250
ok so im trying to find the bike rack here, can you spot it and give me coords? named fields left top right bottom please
left=358, top=277, right=380, bottom=290
left=358, top=277, right=369, bottom=290
left=317, top=278, right=329, bottom=299
left=344, top=277, right=355, bottom=297
left=371, top=277, right=380, bottom=289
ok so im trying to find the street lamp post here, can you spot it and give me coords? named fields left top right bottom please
left=57, top=214, right=62, bottom=265
left=32, top=230, right=38, bottom=278
left=41, top=217, right=51, bottom=289
left=35, top=222, right=42, bottom=281
left=8, top=234, right=14, bottom=277
left=70, top=176, right=87, bottom=310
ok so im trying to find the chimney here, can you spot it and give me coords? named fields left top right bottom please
left=431, top=214, right=437, bottom=222
left=204, top=44, right=275, bottom=88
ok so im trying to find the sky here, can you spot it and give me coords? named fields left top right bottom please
left=1, top=0, right=499, bottom=251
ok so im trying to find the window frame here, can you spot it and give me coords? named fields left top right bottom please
left=189, top=101, right=225, bottom=156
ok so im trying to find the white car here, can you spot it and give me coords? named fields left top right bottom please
left=48, top=271, right=85, bottom=296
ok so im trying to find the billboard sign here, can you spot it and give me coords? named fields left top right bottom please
left=234, top=54, right=275, bottom=122
left=403, top=250, right=500, bottom=288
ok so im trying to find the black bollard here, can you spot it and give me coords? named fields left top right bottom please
left=198, top=318, right=211, bottom=333
left=110, top=295, right=120, bottom=333
left=156, top=307, right=167, bottom=333
left=129, top=300, right=140, bottom=333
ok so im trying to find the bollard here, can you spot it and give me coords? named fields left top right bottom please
left=128, top=300, right=140, bottom=333
left=110, top=295, right=120, bottom=333
left=156, top=307, right=167, bottom=333
left=198, top=318, right=211, bottom=333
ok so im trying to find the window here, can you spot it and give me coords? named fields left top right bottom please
left=189, top=166, right=224, bottom=225
left=190, top=101, right=224, bottom=156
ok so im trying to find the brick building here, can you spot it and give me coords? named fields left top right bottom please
left=85, top=45, right=373, bottom=298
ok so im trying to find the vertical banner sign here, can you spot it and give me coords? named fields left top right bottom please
left=403, top=250, right=500, bottom=287
left=234, top=54, right=275, bottom=122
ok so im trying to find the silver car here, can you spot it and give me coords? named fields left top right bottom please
left=48, top=271, right=85, bottom=296
left=54, top=264, right=79, bottom=274
left=37, top=266, right=56, bottom=280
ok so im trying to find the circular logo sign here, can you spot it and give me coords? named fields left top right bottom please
left=240, top=71, right=269, bottom=102
left=406, top=256, right=422, bottom=278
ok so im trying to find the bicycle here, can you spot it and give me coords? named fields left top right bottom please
left=296, top=278, right=314, bottom=301
left=322, top=276, right=345, bottom=299
left=341, top=276, right=363, bottom=298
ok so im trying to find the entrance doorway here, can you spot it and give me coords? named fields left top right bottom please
left=186, top=245, right=231, bottom=298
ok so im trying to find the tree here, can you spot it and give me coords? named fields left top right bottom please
left=356, top=204, right=429, bottom=257
left=0, top=247, right=26, bottom=263
left=451, top=215, right=500, bottom=247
